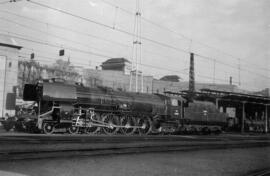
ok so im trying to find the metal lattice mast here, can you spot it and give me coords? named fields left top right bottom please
left=129, top=0, right=142, bottom=92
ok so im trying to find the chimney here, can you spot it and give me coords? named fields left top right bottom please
left=188, top=53, right=195, bottom=100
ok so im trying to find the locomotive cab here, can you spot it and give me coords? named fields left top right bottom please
left=161, top=95, right=185, bottom=120
left=152, top=95, right=185, bottom=133
left=168, top=98, right=183, bottom=120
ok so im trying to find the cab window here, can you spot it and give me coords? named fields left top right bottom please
left=171, top=99, right=178, bottom=106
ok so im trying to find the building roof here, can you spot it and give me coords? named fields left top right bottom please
left=102, top=58, right=131, bottom=64
left=0, top=35, right=22, bottom=49
left=165, top=89, right=270, bottom=104
left=101, top=58, right=131, bottom=71
left=200, top=88, right=270, bottom=104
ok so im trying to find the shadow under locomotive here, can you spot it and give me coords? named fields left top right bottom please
left=22, top=78, right=233, bottom=135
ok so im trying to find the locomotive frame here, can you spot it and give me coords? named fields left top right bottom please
left=23, top=79, right=230, bottom=135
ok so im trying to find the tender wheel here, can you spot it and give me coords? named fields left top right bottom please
left=202, top=127, right=211, bottom=135
left=43, top=122, right=55, bottom=134
left=120, top=115, right=136, bottom=135
left=68, top=126, right=79, bottom=134
left=102, top=113, right=119, bottom=135
left=212, top=127, right=222, bottom=135
left=190, top=126, right=198, bottom=134
left=138, top=117, right=152, bottom=135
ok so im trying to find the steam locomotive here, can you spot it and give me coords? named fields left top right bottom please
left=23, top=78, right=228, bottom=135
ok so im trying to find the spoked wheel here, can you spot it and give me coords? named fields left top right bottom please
left=102, top=113, right=119, bottom=135
left=43, top=122, right=55, bottom=134
left=212, top=127, right=222, bottom=135
left=190, top=126, right=198, bottom=135
left=120, top=115, right=136, bottom=135
left=68, top=126, right=79, bottom=134
left=86, top=113, right=102, bottom=134
left=138, top=117, right=152, bottom=135
left=202, top=127, right=211, bottom=135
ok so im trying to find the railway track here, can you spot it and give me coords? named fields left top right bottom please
left=0, top=134, right=269, bottom=161
left=245, top=168, right=270, bottom=176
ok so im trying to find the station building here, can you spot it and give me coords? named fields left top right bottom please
left=101, top=58, right=132, bottom=75
left=83, top=58, right=237, bottom=94
left=0, top=35, right=22, bottom=118
left=199, top=89, right=270, bottom=133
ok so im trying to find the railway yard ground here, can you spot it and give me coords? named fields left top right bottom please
left=0, top=132, right=269, bottom=176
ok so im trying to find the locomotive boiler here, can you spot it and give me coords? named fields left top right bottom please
left=23, top=78, right=228, bottom=135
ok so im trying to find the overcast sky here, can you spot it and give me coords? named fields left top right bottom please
left=0, top=0, right=269, bottom=91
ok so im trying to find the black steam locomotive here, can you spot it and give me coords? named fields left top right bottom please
left=23, top=78, right=228, bottom=135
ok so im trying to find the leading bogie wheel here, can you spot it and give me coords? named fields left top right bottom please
left=43, top=122, right=55, bottom=134
left=138, top=117, right=152, bottom=135
left=68, top=126, right=79, bottom=134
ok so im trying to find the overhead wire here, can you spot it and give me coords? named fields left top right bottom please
left=1, top=10, right=261, bottom=76
left=0, top=47, right=263, bottom=90
left=18, top=54, right=179, bottom=85
left=0, top=18, right=189, bottom=75
left=0, top=10, right=190, bottom=67
left=0, top=17, right=125, bottom=57
left=98, top=0, right=270, bottom=72
left=16, top=52, right=185, bottom=89
left=0, top=31, right=233, bottom=83
left=22, top=47, right=103, bottom=67
left=2, top=0, right=268, bottom=90
left=26, top=0, right=190, bottom=54
left=0, top=36, right=265, bottom=90
left=2, top=10, right=131, bottom=48
left=195, top=53, right=270, bottom=80
left=26, top=0, right=270, bottom=81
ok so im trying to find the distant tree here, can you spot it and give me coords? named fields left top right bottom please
left=49, top=59, right=80, bottom=82
left=18, top=60, right=42, bottom=84
left=18, top=59, right=81, bottom=97
left=83, top=69, right=102, bottom=88
left=18, top=60, right=43, bottom=97
left=160, top=75, right=181, bottom=82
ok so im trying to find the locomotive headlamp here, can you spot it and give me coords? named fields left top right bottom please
left=174, top=110, right=179, bottom=116
left=120, top=104, right=128, bottom=109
